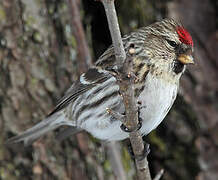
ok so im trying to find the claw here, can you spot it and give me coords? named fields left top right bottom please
left=120, top=118, right=142, bottom=132
left=106, top=108, right=125, bottom=123
left=128, top=143, right=150, bottom=161
left=136, top=143, right=150, bottom=161
left=120, top=112, right=142, bottom=133
left=138, top=104, right=146, bottom=111
left=120, top=123, right=132, bottom=132
left=107, top=102, right=145, bottom=133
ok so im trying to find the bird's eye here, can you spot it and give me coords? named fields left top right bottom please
left=167, top=40, right=177, bottom=48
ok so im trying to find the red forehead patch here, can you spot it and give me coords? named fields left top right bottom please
left=176, top=27, right=193, bottom=47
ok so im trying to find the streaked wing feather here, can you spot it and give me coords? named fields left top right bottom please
left=48, top=68, right=111, bottom=116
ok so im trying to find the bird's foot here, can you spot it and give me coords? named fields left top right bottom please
left=120, top=104, right=145, bottom=132
left=106, top=108, right=125, bottom=123
left=107, top=104, right=144, bottom=133
left=128, top=142, right=150, bottom=161
left=137, top=101, right=146, bottom=112
left=120, top=117, right=142, bottom=132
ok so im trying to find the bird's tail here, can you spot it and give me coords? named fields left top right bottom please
left=6, top=112, right=74, bottom=146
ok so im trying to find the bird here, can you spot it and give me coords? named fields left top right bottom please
left=7, top=18, right=194, bottom=146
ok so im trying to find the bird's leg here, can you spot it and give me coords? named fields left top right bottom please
left=120, top=103, right=145, bottom=132
left=120, top=117, right=142, bottom=132
left=128, top=142, right=150, bottom=160
left=137, top=100, right=146, bottom=112
left=106, top=102, right=145, bottom=133
left=106, top=108, right=126, bottom=123
left=106, top=107, right=140, bottom=132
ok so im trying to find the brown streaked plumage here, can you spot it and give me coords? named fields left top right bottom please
left=7, top=19, right=194, bottom=145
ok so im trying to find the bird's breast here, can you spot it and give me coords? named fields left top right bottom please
left=137, top=72, right=178, bottom=135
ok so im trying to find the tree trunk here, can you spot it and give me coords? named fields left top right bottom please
left=0, top=0, right=105, bottom=179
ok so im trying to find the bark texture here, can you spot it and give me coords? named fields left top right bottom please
left=0, top=0, right=107, bottom=179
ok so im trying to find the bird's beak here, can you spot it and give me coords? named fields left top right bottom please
left=177, top=54, right=194, bottom=64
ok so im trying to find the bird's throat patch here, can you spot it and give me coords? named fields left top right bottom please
left=173, top=61, right=184, bottom=74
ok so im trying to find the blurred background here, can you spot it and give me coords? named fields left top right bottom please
left=0, top=0, right=218, bottom=179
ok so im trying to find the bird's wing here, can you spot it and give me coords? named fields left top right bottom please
left=50, top=28, right=151, bottom=116
left=48, top=68, right=111, bottom=116
left=6, top=69, right=110, bottom=145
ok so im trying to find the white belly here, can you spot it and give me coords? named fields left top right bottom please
left=138, top=73, right=178, bottom=136
left=77, top=74, right=178, bottom=141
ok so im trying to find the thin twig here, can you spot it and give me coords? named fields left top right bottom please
left=153, top=169, right=164, bottom=180
left=117, top=51, right=151, bottom=180
left=101, top=0, right=126, bottom=69
left=100, top=0, right=151, bottom=180
left=68, top=0, right=92, bottom=73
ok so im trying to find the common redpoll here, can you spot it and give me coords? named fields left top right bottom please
left=7, top=19, right=194, bottom=146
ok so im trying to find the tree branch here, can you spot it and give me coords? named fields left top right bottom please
left=101, top=0, right=151, bottom=179
left=101, top=0, right=126, bottom=69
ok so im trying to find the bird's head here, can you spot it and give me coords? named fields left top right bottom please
left=142, top=19, right=194, bottom=77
